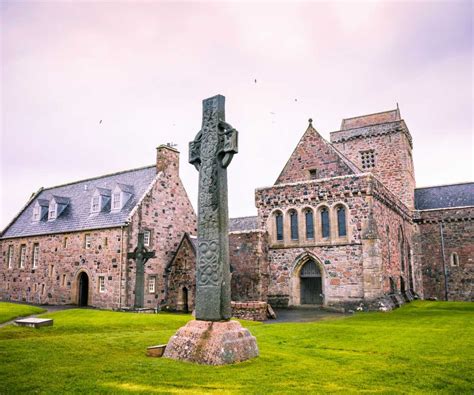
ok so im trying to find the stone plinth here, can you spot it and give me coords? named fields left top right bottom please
left=163, top=320, right=258, bottom=365
left=15, top=318, right=53, bottom=328
left=231, top=301, right=268, bottom=321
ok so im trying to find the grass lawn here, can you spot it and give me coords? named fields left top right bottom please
left=0, top=301, right=473, bottom=394
left=0, top=302, right=46, bottom=324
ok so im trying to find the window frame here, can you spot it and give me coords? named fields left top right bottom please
left=19, top=245, right=26, bottom=268
left=7, top=245, right=13, bottom=269
left=336, top=205, right=347, bottom=237
left=148, top=276, right=156, bottom=293
left=143, top=230, right=151, bottom=247
left=85, top=234, right=91, bottom=249
left=32, top=243, right=39, bottom=268
left=290, top=210, right=299, bottom=240
left=320, top=207, right=330, bottom=239
left=275, top=211, right=284, bottom=241
left=48, top=202, right=57, bottom=220
left=112, top=192, right=121, bottom=210
left=450, top=252, right=460, bottom=267
left=305, top=209, right=314, bottom=240
left=91, top=196, right=100, bottom=213
left=98, top=276, right=106, bottom=293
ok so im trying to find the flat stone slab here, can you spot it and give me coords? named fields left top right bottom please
left=15, top=318, right=53, bottom=328
left=163, top=320, right=259, bottom=365
left=146, top=344, right=167, bottom=357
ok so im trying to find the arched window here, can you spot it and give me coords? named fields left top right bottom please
left=320, top=207, right=330, bottom=238
left=305, top=209, right=314, bottom=240
left=275, top=212, right=283, bottom=241
left=450, top=252, right=459, bottom=267
left=336, top=206, right=347, bottom=237
left=290, top=210, right=298, bottom=240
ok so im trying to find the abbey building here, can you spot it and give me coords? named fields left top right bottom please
left=1, top=107, right=472, bottom=311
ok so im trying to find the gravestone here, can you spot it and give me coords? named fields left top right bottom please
left=127, top=233, right=156, bottom=309
left=15, top=318, right=53, bottom=328
left=163, top=95, right=258, bottom=365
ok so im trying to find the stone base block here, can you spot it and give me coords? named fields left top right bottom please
left=15, top=318, right=53, bottom=328
left=163, top=320, right=259, bottom=365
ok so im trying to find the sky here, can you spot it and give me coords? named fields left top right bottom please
left=1, top=0, right=473, bottom=230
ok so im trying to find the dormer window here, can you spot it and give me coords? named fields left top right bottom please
left=90, top=188, right=111, bottom=214
left=91, top=196, right=100, bottom=213
left=48, top=196, right=70, bottom=221
left=112, top=193, right=121, bottom=210
left=33, top=199, right=49, bottom=222
left=111, top=183, right=133, bottom=211
left=49, top=202, right=57, bottom=220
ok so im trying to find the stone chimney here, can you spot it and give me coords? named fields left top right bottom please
left=156, top=144, right=180, bottom=175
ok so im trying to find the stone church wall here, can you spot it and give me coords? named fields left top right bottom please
left=0, top=227, right=124, bottom=309
left=125, top=146, right=197, bottom=309
left=416, top=207, right=473, bottom=301
left=229, top=230, right=269, bottom=302
left=331, top=121, right=416, bottom=209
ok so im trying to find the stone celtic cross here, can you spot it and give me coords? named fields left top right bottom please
left=189, top=95, right=238, bottom=321
left=127, top=232, right=156, bottom=308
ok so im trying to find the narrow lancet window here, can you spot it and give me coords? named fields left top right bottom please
left=305, top=210, right=314, bottom=240
left=290, top=211, right=298, bottom=240
left=275, top=212, right=283, bottom=241
left=321, top=208, right=330, bottom=238
left=337, top=206, right=347, bottom=237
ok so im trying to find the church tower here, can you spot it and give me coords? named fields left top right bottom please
left=330, top=106, right=415, bottom=209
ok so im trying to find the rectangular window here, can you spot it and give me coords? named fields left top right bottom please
left=149, top=276, right=156, bottom=293
left=85, top=234, right=91, bottom=249
left=32, top=243, right=39, bottom=268
left=7, top=246, right=13, bottom=269
left=104, top=237, right=108, bottom=247
left=19, top=245, right=26, bottom=268
left=91, top=196, right=100, bottom=212
left=49, top=264, right=54, bottom=277
left=64, top=236, right=68, bottom=248
left=41, top=284, right=45, bottom=295
left=112, top=193, right=121, bottom=209
left=33, top=206, right=40, bottom=221
left=61, top=274, right=67, bottom=287
left=98, top=276, right=105, bottom=293
left=143, top=230, right=151, bottom=247
left=309, top=169, right=318, bottom=180
left=34, top=283, right=37, bottom=292
left=49, top=203, right=57, bottom=220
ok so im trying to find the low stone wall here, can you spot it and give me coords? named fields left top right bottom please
left=231, top=301, right=268, bottom=321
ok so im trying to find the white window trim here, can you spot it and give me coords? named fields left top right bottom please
left=112, top=192, right=121, bottom=210
left=143, top=231, right=151, bottom=247
left=149, top=276, right=156, bottom=293
left=8, top=246, right=13, bottom=269
left=99, top=276, right=106, bottom=293
left=48, top=202, right=57, bottom=220
left=33, top=206, right=40, bottom=221
left=85, top=234, right=91, bottom=249
left=33, top=244, right=39, bottom=268
left=19, top=246, right=26, bottom=268
left=91, top=196, right=100, bottom=213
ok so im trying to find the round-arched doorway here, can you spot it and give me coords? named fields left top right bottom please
left=300, top=259, right=323, bottom=305
left=77, top=272, right=89, bottom=307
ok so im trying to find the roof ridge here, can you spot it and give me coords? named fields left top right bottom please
left=333, top=119, right=403, bottom=133
left=416, top=181, right=474, bottom=190
left=230, top=215, right=257, bottom=220
left=42, top=164, right=155, bottom=191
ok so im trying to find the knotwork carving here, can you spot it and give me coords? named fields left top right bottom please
left=189, top=95, right=238, bottom=321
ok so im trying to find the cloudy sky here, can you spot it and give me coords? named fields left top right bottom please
left=1, top=0, right=472, bottom=229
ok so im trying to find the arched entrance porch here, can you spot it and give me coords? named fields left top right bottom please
left=71, top=270, right=91, bottom=307
left=289, top=254, right=325, bottom=306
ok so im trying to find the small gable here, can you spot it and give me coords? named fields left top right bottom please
left=275, top=122, right=359, bottom=185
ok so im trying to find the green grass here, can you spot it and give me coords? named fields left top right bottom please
left=0, top=301, right=45, bottom=323
left=0, top=301, right=473, bottom=394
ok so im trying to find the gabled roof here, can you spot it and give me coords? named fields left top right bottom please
left=275, top=122, right=361, bottom=184
left=340, top=108, right=401, bottom=130
left=229, top=216, right=259, bottom=232
left=415, top=182, right=474, bottom=210
left=1, top=165, right=157, bottom=239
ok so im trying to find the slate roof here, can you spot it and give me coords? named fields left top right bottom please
left=415, top=182, right=474, bottom=210
left=229, top=216, right=259, bottom=232
left=1, top=165, right=157, bottom=239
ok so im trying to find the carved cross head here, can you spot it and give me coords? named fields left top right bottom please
left=189, top=95, right=238, bottom=171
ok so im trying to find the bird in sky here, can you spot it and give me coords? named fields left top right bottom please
left=99, top=120, right=102, bottom=124
left=254, top=79, right=257, bottom=83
